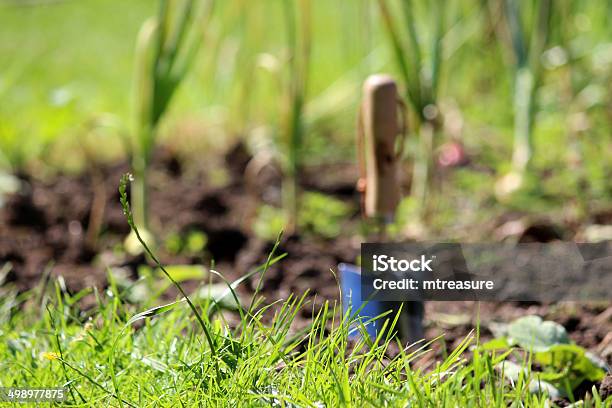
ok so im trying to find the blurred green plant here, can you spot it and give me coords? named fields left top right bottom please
left=481, top=315, right=607, bottom=399
left=280, top=0, right=312, bottom=233
left=376, top=0, right=446, bottom=220
left=253, top=205, right=286, bottom=242
left=128, top=0, right=213, bottom=251
left=164, top=230, right=208, bottom=255
left=300, top=191, right=352, bottom=238
left=254, top=192, right=352, bottom=240
left=494, top=0, right=553, bottom=197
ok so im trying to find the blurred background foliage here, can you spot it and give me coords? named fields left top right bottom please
left=0, top=0, right=610, bottom=215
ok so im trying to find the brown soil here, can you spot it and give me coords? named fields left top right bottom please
left=0, top=146, right=361, bottom=301
left=600, top=373, right=612, bottom=400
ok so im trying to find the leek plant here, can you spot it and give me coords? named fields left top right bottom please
left=495, top=0, right=552, bottom=196
left=128, top=0, right=213, bottom=251
left=376, top=0, right=446, bottom=219
left=280, top=0, right=312, bottom=233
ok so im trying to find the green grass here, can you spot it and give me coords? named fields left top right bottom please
left=0, top=0, right=154, bottom=169
left=4, top=264, right=612, bottom=406
left=5, top=269, right=608, bottom=406
left=0, top=176, right=606, bottom=407
left=0, top=175, right=607, bottom=406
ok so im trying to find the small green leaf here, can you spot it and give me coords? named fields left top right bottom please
left=155, top=265, right=207, bottom=282
left=507, top=315, right=569, bottom=352
left=480, top=337, right=510, bottom=351
left=164, top=232, right=183, bottom=255
left=185, top=231, right=207, bottom=253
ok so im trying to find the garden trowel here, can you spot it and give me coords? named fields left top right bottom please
left=349, top=74, right=424, bottom=344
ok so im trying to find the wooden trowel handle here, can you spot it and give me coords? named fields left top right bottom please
left=358, top=74, right=402, bottom=220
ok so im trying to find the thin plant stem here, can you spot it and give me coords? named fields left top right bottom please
left=119, top=174, right=218, bottom=357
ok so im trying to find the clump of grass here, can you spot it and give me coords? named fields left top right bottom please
left=4, top=278, right=606, bottom=405
left=129, top=0, right=213, bottom=245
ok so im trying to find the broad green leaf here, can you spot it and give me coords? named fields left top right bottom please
left=585, top=351, right=610, bottom=375
left=507, top=315, right=569, bottom=352
left=536, top=344, right=607, bottom=383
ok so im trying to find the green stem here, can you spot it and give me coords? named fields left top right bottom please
left=512, top=67, right=535, bottom=174
left=411, top=121, right=435, bottom=219
left=281, top=0, right=310, bottom=233
left=282, top=0, right=299, bottom=232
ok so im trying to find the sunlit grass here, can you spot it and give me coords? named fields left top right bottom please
left=3, top=264, right=599, bottom=406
